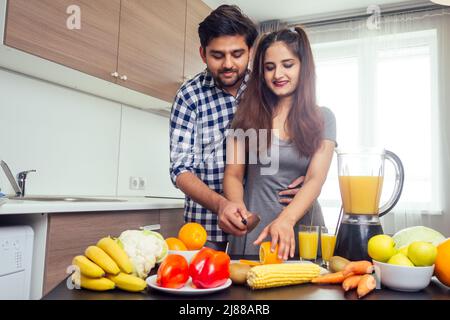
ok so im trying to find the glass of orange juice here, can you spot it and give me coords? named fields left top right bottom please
left=298, top=225, right=319, bottom=262
left=320, top=227, right=337, bottom=268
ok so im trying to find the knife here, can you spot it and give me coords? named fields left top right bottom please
left=241, top=212, right=261, bottom=233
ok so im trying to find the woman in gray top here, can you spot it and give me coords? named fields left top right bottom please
left=223, top=27, right=337, bottom=260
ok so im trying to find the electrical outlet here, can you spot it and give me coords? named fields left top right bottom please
left=138, top=177, right=146, bottom=190
left=129, top=176, right=139, bottom=190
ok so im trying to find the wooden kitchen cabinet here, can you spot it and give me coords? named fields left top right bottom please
left=159, top=208, right=185, bottom=238
left=43, top=210, right=159, bottom=295
left=5, top=0, right=121, bottom=82
left=116, top=0, right=186, bottom=102
left=183, top=0, right=211, bottom=80
left=4, top=0, right=210, bottom=103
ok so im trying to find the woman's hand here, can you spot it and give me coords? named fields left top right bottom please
left=253, top=215, right=296, bottom=260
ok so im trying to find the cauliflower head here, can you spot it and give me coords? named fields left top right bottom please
left=117, top=230, right=168, bottom=279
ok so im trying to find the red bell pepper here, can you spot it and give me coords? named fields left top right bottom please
left=156, top=254, right=189, bottom=289
left=189, top=247, right=230, bottom=289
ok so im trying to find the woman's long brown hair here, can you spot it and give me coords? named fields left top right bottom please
left=231, top=27, right=324, bottom=158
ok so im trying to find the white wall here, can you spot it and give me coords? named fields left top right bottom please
left=117, top=105, right=183, bottom=198
left=0, top=68, right=183, bottom=198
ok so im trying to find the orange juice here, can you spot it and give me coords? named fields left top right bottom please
left=321, top=233, right=336, bottom=262
left=338, top=176, right=384, bottom=214
left=298, top=231, right=319, bottom=260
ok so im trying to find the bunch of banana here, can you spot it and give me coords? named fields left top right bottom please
left=71, top=236, right=146, bottom=292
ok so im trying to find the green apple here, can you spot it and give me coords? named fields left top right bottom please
left=368, top=234, right=397, bottom=262
left=387, top=253, right=414, bottom=266
left=407, top=241, right=437, bottom=266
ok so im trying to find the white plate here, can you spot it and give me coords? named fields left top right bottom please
left=146, top=275, right=232, bottom=295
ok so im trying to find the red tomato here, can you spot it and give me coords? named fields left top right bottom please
left=156, top=254, right=189, bottom=289
left=189, top=247, right=230, bottom=289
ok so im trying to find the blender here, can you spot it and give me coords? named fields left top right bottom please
left=334, top=148, right=404, bottom=261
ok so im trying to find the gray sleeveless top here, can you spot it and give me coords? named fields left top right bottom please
left=228, top=107, right=337, bottom=256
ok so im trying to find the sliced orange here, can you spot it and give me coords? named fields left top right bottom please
left=165, top=237, right=187, bottom=251
left=178, top=222, right=207, bottom=250
left=239, top=259, right=262, bottom=266
left=259, top=241, right=283, bottom=264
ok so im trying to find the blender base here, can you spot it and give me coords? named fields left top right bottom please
left=334, top=218, right=383, bottom=261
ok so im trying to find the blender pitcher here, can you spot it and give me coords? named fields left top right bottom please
left=333, top=148, right=404, bottom=261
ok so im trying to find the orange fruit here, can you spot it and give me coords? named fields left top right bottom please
left=435, top=238, right=450, bottom=287
left=259, top=241, right=282, bottom=264
left=178, top=223, right=207, bottom=250
left=165, top=237, right=187, bottom=251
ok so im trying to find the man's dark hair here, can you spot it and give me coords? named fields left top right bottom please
left=198, top=5, right=258, bottom=49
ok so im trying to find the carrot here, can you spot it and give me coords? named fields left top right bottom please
left=311, top=271, right=351, bottom=284
left=239, top=259, right=262, bottom=266
left=343, top=260, right=373, bottom=276
left=357, top=274, right=376, bottom=299
left=342, top=275, right=363, bottom=291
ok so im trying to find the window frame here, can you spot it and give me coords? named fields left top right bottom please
left=313, top=29, right=442, bottom=215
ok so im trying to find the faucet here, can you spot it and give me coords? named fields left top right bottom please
left=0, top=160, right=36, bottom=197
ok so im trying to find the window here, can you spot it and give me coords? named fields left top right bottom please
left=313, top=30, right=440, bottom=228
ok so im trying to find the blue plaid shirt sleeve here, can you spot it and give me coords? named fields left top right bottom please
left=169, top=91, right=197, bottom=187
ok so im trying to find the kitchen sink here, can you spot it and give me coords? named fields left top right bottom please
left=8, top=196, right=127, bottom=202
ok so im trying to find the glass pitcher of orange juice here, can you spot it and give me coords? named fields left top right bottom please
left=334, top=148, right=404, bottom=261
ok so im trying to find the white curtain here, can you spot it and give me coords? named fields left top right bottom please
left=259, top=19, right=288, bottom=33
left=297, top=8, right=450, bottom=235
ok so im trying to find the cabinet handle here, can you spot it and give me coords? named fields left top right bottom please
left=111, top=71, right=119, bottom=78
left=120, top=75, right=128, bottom=81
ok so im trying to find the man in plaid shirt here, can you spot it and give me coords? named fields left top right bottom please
left=170, top=5, right=302, bottom=248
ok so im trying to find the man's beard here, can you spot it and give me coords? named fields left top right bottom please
left=212, top=68, right=246, bottom=89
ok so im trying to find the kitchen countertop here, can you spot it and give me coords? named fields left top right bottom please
left=0, top=196, right=184, bottom=215
left=43, top=256, right=450, bottom=300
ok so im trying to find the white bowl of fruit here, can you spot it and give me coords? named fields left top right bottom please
left=372, top=260, right=434, bottom=292
left=369, top=234, right=438, bottom=292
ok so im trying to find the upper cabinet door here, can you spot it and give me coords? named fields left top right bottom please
left=117, top=0, right=186, bottom=102
left=5, top=0, right=121, bottom=82
left=184, top=0, right=211, bottom=80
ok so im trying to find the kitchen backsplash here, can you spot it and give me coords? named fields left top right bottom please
left=0, top=68, right=183, bottom=198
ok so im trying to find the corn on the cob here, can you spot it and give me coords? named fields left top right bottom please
left=246, top=263, right=321, bottom=289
